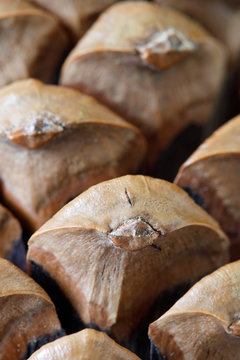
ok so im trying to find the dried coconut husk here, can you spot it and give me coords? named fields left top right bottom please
left=0, top=258, right=64, bottom=360
left=27, top=175, right=229, bottom=349
left=29, top=0, right=118, bottom=41
left=28, top=329, right=140, bottom=360
left=0, top=0, right=68, bottom=87
left=60, top=1, right=227, bottom=166
left=175, top=114, right=240, bottom=259
left=149, top=260, right=240, bottom=360
left=0, top=79, right=146, bottom=232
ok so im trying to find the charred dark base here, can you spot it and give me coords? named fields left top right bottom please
left=6, top=238, right=27, bottom=272
left=29, top=261, right=85, bottom=334
left=150, top=341, right=167, bottom=360
left=182, top=186, right=206, bottom=210
left=22, top=329, right=65, bottom=360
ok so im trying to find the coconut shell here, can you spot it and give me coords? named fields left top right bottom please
left=27, top=175, right=229, bottom=344
left=28, top=329, right=140, bottom=360
left=0, top=0, right=68, bottom=87
left=60, top=1, right=227, bottom=164
left=149, top=260, right=240, bottom=360
left=175, top=114, right=240, bottom=258
left=0, top=258, right=64, bottom=360
left=0, top=79, right=146, bottom=231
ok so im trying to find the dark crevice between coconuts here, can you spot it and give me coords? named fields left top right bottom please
left=62, top=196, right=76, bottom=208
left=205, top=59, right=240, bottom=137
left=29, top=260, right=191, bottom=359
left=150, top=341, right=167, bottom=360
left=30, top=261, right=115, bottom=338
left=151, top=244, right=161, bottom=251
left=151, top=125, right=203, bottom=181
left=21, top=329, right=66, bottom=360
left=182, top=186, right=206, bottom=210
left=6, top=237, right=27, bottom=272
left=29, top=260, right=85, bottom=334
left=124, top=282, right=191, bottom=359
left=87, top=322, right=112, bottom=338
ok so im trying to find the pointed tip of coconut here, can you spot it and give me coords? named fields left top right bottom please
left=7, top=112, right=64, bottom=149
left=109, top=217, right=161, bottom=251
left=137, top=28, right=198, bottom=70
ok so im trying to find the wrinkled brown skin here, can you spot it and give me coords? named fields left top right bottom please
left=27, top=175, right=229, bottom=343
left=175, top=114, right=240, bottom=259
left=29, top=0, right=118, bottom=40
left=28, top=329, right=140, bottom=360
left=60, top=2, right=227, bottom=165
left=0, top=0, right=68, bottom=87
left=149, top=260, right=240, bottom=360
left=154, top=0, right=240, bottom=64
left=0, top=204, right=21, bottom=258
left=0, top=79, right=146, bottom=232
left=0, top=258, right=62, bottom=360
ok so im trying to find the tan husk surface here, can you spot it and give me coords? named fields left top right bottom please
left=28, top=329, right=140, bottom=360
left=0, top=79, right=146, bottom=231
left=61, top=1, right=227, bottom=163
left=149, top=260, right=240, bottom=360
left=175, top=115, right=240, bottom=250
left=0, top=0, right=68, bottom=87
left=28, top=175, right=229, bottom=342
left=0, top=258, right=61, bottom=360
